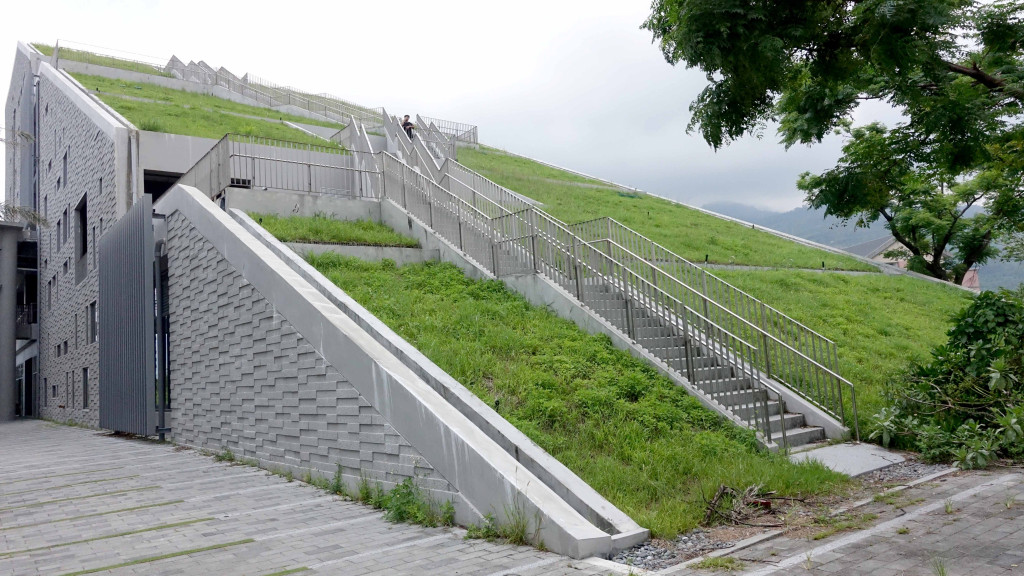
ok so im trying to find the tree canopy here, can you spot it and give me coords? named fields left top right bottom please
left=644, top=0, right=1024, bottom=283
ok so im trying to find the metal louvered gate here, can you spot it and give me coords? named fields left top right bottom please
left=98, top=196, right=156, bottom=435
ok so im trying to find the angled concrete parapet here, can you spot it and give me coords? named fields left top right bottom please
left=155, top=185, right=619, bottom=558
left=233, top=208, right=649, bottom=552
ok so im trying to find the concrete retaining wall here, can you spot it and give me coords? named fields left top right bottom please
left=155, top=185, right=613, bottom=558
left=223, top=188, right=381, bottom=221
left=234, top=209, right=649, bottom=551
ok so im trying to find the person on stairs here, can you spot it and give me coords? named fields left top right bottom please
left=402, top=115, right=415, bottom=140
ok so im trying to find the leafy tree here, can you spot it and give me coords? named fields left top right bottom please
left=643, top=0, right=1024, bottom=284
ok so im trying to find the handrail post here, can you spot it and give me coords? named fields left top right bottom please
left=531, top=234, right=538, bottom=273
left=457, top=209, right=465, bottom=251
left=491, top=241, right=499, bottom=276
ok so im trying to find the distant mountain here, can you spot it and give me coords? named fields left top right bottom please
left=702, top=202, right=889, bottom=248
left=703, top=202, right=1024, bottom=291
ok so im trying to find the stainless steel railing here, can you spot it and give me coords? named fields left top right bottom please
left=174, top=134, right=382, bottom=201
left=430, top=160, right=857, bottom=439
left=378, top=152, right=788, bottom=445
left=420, top=116, right=479, bottom=144
left=568, top=217, right=855, bottom=428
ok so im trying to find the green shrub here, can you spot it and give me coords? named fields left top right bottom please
left=869, top=287, right=1024, bottom=467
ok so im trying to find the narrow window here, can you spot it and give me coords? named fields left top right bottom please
left=76, top=194, right=87, bottom=259
left=62, top=150, right=68, bottom=187
left=82, top=368, right=89, bottom=408
left=88, top=301, right=98, bottom=343
left=44, top=378, right=48, bottom=405
left=56, top=218, right=62, bottom=250
left=62, top=208, right=69, bottom=243
left=75, top=314, right=79, bottom=349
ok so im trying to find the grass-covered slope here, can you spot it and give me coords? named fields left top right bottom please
left=252, top=214, right=418, bottom=247
left=305, top=254, right=847, bottom=537
left=70, top=73, right=343, bottom=145
left=458, top=145, right=976, bottom=431
left=458, top=147, right=874, bottom=271
left=33, top=43, right=174, bottom=77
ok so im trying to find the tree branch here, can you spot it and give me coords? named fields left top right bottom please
left=943, top=60, right=1024, bottom=103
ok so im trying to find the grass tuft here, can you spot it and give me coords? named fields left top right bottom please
left=693, top=556, right=745, bottom=572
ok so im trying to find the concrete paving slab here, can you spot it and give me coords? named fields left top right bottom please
left=789, top=442, right=905, bottom=476
left=0, top=420, right=615, bottom=575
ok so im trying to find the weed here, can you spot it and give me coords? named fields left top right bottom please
left=693, top=556, right=745, bottom=572
left=1006, top=492, right=1017, bottom=509
left=811, top=512, right=878, bottom=540
left=932, top=557, right=948, bottom=576
left=357, top=475, right=373, bottom=503
left=897, top=526, right=910, bottom=534
left=944, top=498, right=955, bottom=514
left=500, top=500, right=534, bottom=546
left=328, top=464, right=346, bottom=497
left=213, top=448, right=235, bottom=463
left=440, top=501, right=456, bottom=527
left=465, top=513, right=500, bottom=540
left=285, top=469, right=294, bottom=483
left=803, top=551, right=814, bottom=570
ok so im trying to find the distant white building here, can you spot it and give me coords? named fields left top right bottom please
left=845, top=235, right=980, bottom=292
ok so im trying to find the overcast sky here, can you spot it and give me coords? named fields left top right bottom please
left=2, top=0, right=881, bottom=211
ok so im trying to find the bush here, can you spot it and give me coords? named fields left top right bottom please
left=869, top=287, right=1024, bottom=467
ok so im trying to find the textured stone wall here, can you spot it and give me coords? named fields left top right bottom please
left=165, top=212, right=457, bottom=497
left=34, top=70, right=118, bottom=427
left=5, top=45, right=34, bottom=208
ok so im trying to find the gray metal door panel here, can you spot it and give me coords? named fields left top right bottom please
left=98, top=196, right=155, bottom=435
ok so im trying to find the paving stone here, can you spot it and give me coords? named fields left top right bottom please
left=0, top=420, right=609, bottom=576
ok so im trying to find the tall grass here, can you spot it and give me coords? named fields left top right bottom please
left=457, top=146, right=875, bottom=271
left=251, top=214, right=418, bottom=247
left=305, top=254, right=849, bottom=537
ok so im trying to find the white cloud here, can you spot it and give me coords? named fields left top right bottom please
left=3, top=0, right=860, bottom=212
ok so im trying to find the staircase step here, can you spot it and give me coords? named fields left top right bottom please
left=769, top=426, right=825, bottom=448
left=704, top=386, right=767, bottom=407
left=769, top=412, right=806, bottom=433
left=729, top=401, right=783, bottom=420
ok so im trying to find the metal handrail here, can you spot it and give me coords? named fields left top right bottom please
left=379, top=152, right=788, bottom=444
left=590, top=235, right=854, bottom=422
left=570, top=216, right=839, bottom=362
left=438, top=163, right=856, bottom=437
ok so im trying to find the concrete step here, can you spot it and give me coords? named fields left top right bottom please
left=729, top=400, right=783, bottom=420
left=772, top=425, right=825, bottom=448
left=704, top=386, right=767, bottom=407
left=769, top=411, right=806, bottom=433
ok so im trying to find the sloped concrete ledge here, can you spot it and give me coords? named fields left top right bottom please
left=285, top=242, right=438, bottom=265
left=233, top=209, right=650, bottom=552
left=155, top=185, right=612, bottom=558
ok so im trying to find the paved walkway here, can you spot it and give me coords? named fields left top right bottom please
left=664, top=467, right=1024, bottom=576
left=0, top=420, right=611, bottom=576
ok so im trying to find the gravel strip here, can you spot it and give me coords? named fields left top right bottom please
left=611, top=528, right=735, bottom=571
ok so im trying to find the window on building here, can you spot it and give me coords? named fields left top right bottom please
left=51, top=382, right=57, bottom=399
left=62, top=208, right=69, bottom=244
left=82, top=367, right=89, bottom=408
left=88, top=301, right=97, bottom=343
left=43, top=195, right=48, bottom=219
left=62, top=151, right=68, bottom=188
left=75, top=314, right=79, bottom=349
left=47, top=278, right=52, bottom=310
left=56, top=218, right=62, bottom=251
left=44, top=378, right=48, bottom=406
left=62, top=341, right=68, bottom=356
left=76, top=195, right=88, bottom=258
